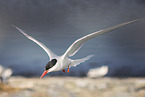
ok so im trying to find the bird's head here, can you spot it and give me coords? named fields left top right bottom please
left=40, top=59, right=57, bottom=79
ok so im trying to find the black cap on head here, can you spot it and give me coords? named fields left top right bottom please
left=45, top=59, right=57, bottom=70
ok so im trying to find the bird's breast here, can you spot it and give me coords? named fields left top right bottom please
left=55, top=57, right=71, bottom=71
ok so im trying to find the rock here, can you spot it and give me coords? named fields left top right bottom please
left=87, top=66, right=108, bottom=78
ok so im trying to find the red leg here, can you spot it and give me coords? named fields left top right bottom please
left=67, top=66, right=69, bottom=73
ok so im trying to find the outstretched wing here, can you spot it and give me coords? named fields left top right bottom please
left=63, top=19, right=138, bottom=57
left=13, top=25, right=57, bottom=60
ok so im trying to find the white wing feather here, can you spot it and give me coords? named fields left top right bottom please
left=13, top=25, right=57, bottom=60
left=63, top=19, right=138, bottom=57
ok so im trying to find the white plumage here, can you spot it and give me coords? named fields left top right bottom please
left=0, top=65, right=13, bottom=83
left=13, top=19, right=138, bottom=78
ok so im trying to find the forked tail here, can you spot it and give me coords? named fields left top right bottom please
left=70, top=55, right=94, bottom=67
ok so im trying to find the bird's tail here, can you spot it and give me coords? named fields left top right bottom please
left=70, top=55, right=94, bottom=67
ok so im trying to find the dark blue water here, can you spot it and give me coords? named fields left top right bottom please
left=0, top=0, right=145, bottom=77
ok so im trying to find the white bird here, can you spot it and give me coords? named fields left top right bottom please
left=87, top=66, right=108, bottom=78
left=13, top=19, right=138, bottom=78
left=0, top=65, right=13, bottom=83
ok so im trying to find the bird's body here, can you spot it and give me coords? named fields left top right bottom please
left=13, top=19, right=138, bottom=78
left=49, top=56, right=70, bottom=72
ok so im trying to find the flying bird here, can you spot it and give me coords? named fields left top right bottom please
left=13, top=19, right=138, bottom=78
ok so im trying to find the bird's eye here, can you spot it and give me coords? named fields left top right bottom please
left=45, top=59, right=57, bottom=70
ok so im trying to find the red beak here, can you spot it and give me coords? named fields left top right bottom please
left=40, top=70, right=48, bottom=79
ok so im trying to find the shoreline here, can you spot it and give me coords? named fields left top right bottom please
left=0, top=77, right=145, bottom=97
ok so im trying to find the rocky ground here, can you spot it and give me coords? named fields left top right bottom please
left=0, top=77, right=145, bottom=97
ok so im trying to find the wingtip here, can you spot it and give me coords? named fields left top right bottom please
left=127, top=18, right=139, bottom=24
left=132, top=17, right=145, bottom=22
left=12, top=24, right=18, bottom=29
left=12, top=24, right=21, bottom=31
left=126, top=17, right=145, bottom=25
left=12, top=25, right=27, bottom=36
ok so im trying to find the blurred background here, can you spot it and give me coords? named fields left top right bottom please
left=0, top=0, right=145, bottom=77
